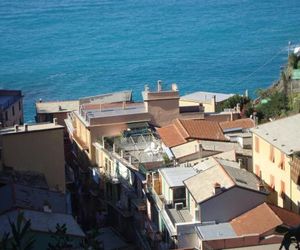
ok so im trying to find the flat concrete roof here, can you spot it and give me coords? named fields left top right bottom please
left=0, top=123, right=63, bottom=135
left=251, top=114, right=300, bottom=155
left=0, top=209, right=85, bottom=238
left=181, top=91, right=234, bottom=103
left=197, top=222, right=236, bottom=240
left=79, top=90, right=132, bottom=105
left=36, top=100, right=79, bottom=114
left=82, top=103, right=147, bottom=120
left=167, top=207, right=193, bottom=224
left=159, top=167, right=197, bottom=188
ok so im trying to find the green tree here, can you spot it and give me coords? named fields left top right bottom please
left=0, top=233, right=10, bottom=250
left=256, top=91, right=289, bottom=122
left=220, top=94, right=250, bottom=111
left=47, top=224, right=72, bottom=250
left=5, top=212, right=35, bottom=250
left=80, top=228, right=103, bottom=250
left=288, top=53, right=298, bottom=69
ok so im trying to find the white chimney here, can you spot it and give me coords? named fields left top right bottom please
left=53, top=118, right=58, bottom=125
left=171, top=83, right=178, bottom=91
left=43, top=204, right=52, bottom=213
left=238, top=158, right=243, bottom=168
left=157, top=80, right=162, bottom=92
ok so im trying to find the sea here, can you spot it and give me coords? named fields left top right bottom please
left=1, top=0, right=300, bottom=122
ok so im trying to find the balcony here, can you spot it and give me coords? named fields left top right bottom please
left=291, top=153, right=300, bottom=185
left=148, top=186, right=164, bottom=210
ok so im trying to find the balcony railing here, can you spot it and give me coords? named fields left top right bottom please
left=148, top=187, right=164, bottom=210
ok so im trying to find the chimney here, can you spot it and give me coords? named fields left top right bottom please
left=257, top=183, right=265, bottom=192
left=58, top=105, right=62, bottom=111
left=43, top=204, right=52, bottom=213
left=14, top=124, right=19, bottom=132
left=144, top=84, right=149, bottom=92
left=157, top=80, right=162, bottom=92
left=24, top=123, right=28, bottom=132
left=53, top=118, right=58, bottom=125
left=171, top=83, right=178, bottom=91
left=236, top=103, right=241, bottom=113
left=39, top=98, right=42, bottom=103
left=254, top=115, right=258, bottom=126
left=214, top=182, right=222, bottom=195
left=238, top=158, right=243, bottom=168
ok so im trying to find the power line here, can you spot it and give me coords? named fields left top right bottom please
left=234, top=47, right=286, bottom=86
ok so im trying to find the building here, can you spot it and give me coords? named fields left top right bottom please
left=0, top=209, right=85, bottom=250
left=35, top=100, right=79, bottom=126
left=157, top=118, right=253, bottom=168
left=65, top=82, right=204, bottom=167
left=0, top=90, right=23, bottom=127
left=251, top=114, right=300, bottom=212
left=180, top=91, right=234, bottom=113
left=0, top=183, right=68, bottom=214
left=147, top=155, right=267, bottom=249
left=0, top=121, right=66, bottom=193
left=183, top=158, right=267, bottom=224
left=197, top=202, right=300, bottom=249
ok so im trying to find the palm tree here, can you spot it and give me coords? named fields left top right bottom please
left=2, top=211, right=35, bottom=250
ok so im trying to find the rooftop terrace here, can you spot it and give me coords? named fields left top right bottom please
left=0, top=122, right=63, bottom=135
left=79, top=102, right=147, bottom=121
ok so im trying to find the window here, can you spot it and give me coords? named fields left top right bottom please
left=12, top=106, right=15, bottom=116
left=18, top=101, right=21, bottom=111
left=269, top=145, right=275, bottom=163
left=255, top=136, right=260, bottom=153
left=255, top=164, right=261, bottom=178
left=270, top=175, right=275, bottom=190
left=280, top=180, right=285, bottom=199
left=279, top=153, right=285, bottom=170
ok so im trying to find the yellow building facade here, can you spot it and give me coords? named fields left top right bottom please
left=251, top=114, right=300, bottom=213
left=0, top=123, right=66, bottom=193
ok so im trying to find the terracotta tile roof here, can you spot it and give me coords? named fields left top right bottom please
left=157, top=118, right=228, bottom=147
left=268, top=203, right=300, bottom=228
left=220, top=118, right=255, bottom=131
left=230, top=203, right=300, bottom=236
left=157, top=124, right=187, bottom=148
left=178, top=119, right=228, bottom=141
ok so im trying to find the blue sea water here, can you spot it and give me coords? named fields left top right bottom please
left=1, top=0, right=300, bottom=121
